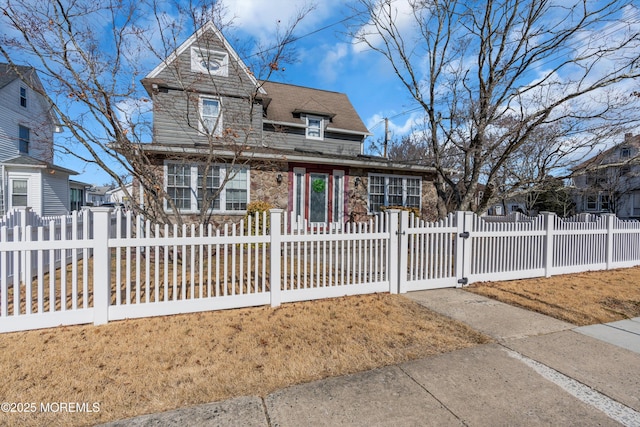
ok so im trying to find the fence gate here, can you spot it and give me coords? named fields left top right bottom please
left=398, top=211, right=468, bottom=292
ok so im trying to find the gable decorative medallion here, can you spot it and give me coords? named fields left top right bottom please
left=191, top=47, right=228, bottom=76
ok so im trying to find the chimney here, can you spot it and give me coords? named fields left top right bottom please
left=625, top=133, right=633, bottom=142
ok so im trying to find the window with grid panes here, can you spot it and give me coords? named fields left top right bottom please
left=167, top=164, right=192, bottom=210
left=368, top=175, right=386, bottom=212
left=388, top=177, right=404, bottom=206
left=367, top=174, right=422, bottom=212
left=405, top=178, right=421, bottom=208
left=225, top=167, right=248, bottom=210
left=197, top=165, right=220, bottom=210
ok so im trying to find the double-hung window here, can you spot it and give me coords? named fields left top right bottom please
left=18, top=125, right=29, bottom=154
left=197, top=165, right=221, bottom=211
left=166, top=163, right=248, bottom=212
left=200, top=97, right=221, bottom=136
left=11, top=180, right=28, bottom=207
left=368, top=174, right=421, bottom=213
left=306, top=116, right=323, bottom=140
left=166, top=164, right=192, bottom=210
left=224, top=167, right=248, bottom=210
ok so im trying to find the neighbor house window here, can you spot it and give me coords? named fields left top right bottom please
left=621, top=147, right=631, bottom=159
left=11, top=180, right=28, bottom=207
left=70, top=187, right=84, bottom=211
left=633, top=193, right=640, bottom=217
left=586, top=195, right=598, bottom=211
left=165, top=163, right=249, bottom=212
left=18, top=125, right=29, bottom=154
left=200, top=97, right=221, bottom=136
left=306, top=116, right=323, bottom=140
left=20, top=86, right=27, bottom=108
left=368, top=174, right=421, bottom=213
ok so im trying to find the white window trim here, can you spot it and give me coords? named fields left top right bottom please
left=190, top=47, right=228, bottom=76
left=305, top=115, right=324, bottom=140
left=292, top=167, right=306, bottom=227
left=199, top=96, right=222, bottom=137
left=10, top=178, right=29, bottom=209
left=164, top=162, right=249, bottom=213
left=367, top=173, right=422, bottom=213
left=333, top=170, right=345, bottom=225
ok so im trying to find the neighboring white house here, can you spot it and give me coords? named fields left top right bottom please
left=106, top=183, right=135, bottom=208
left=572, top=133, right=640, bottom=219
left=85, top=185, right=112, bottom=206
left=0, top=63, right=79, bottom=215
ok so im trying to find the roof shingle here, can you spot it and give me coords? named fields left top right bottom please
left=260, top=81, right=369, bottom=135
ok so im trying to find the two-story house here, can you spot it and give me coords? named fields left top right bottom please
left=135, top=22, right=438, bottom=226
left=0, top=63, right=78, bottom=215
left=572, top=133, right=640, bottom=219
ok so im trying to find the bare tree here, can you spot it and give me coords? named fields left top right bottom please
left=352, top=0, right=640, bottom=217
left=0, top=0, right=309, bottom=226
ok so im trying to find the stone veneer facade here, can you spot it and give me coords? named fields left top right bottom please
left=132, top=161, right=439, bottom=226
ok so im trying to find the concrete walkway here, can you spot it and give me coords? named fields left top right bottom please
left=98, top=289, right=640, bottom=427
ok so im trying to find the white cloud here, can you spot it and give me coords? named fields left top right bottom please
left=366, top=111, right=423, bottom=140
left=351, top=0, right=419, bottom=54
left=224, top=0, right=342, bottom=45
left=317, top=43, right=349, bottom=83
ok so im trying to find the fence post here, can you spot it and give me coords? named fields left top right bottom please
left=603, top=213, right=616, bottom=270
left=541, top=212, right=556, bottom=278
left=269, top=209, right=284, bottom=307
left=399, top=210, right=409, bottom=293
left=455, top=211, right=474, bottom=287
left=91, top=207, right=112, bottom=325
left=386, top=210, right=401, bottom=294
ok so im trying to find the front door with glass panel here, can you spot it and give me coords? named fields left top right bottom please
left=308, top=173, right=329, bottom=225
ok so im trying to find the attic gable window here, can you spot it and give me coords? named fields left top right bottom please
left=306, top=116, right=323, bottom=140
left=191, top=47, right=228, bottom=77
left=200, top=97, right=222, bottom=136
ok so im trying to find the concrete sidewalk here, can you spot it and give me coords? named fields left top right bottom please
left=99, top=289, right=640, bottom=427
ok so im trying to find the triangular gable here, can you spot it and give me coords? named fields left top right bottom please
left=0, top=64, right=59, bottom=127
left=145, top=21, right=266, bottom=95
left=293, top=98, right=336, bottom=118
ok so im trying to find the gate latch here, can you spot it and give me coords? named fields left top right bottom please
left=459, top=231, right=470, bottom=239
left=458, top=277, right=469, bottom=285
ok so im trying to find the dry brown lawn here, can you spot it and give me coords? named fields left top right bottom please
left=0, top=293, right=489, bottom=427
left=467, top=266, right=640, bottom=326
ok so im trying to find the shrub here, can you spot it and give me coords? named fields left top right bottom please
left=379, top=205, right=420, bottom=218
left=245, top=201, right=273, bottom=234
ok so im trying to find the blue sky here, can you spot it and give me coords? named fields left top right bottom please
left=55, top=0, right=425, bottom=185
left=4, top=0, right=639, bottom=186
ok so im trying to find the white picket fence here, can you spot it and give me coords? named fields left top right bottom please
left=1, top=207, right=640, bottom=333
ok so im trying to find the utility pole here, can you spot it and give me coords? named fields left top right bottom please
left=383, top=117, right=389, bottom=159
